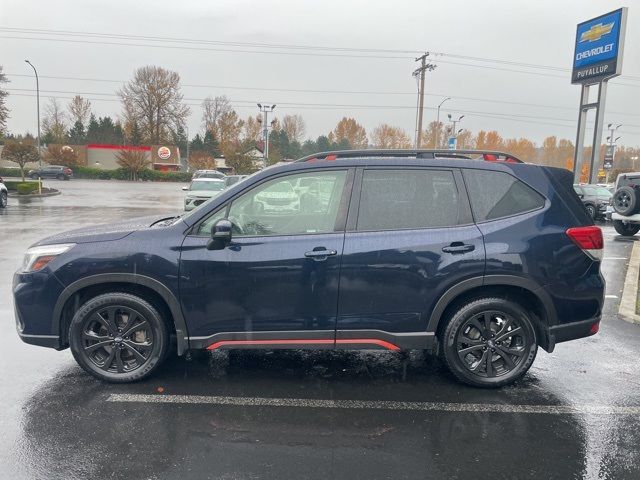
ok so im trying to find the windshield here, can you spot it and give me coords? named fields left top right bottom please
left=190, top=180, right=224, bottom=192
left=583, top=186, right=612, bottom=197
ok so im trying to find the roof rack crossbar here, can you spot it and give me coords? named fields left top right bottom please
left=296, top=149, right=524, bottom=163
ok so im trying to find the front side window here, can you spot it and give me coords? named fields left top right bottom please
left=464, top=169, right=545, bottom=222
left=198, top=170, right=347, bottom=236
left=356, top=169, right=460, bottom=231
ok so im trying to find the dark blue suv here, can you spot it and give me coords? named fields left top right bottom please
left=13, top=150, right=604, bottom=387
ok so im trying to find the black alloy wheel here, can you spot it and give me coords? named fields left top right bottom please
left=69, top=293, right=169, bottom=382
left=0, top=191, right=7, bottom=208
left=442, top=297, right=538, bottom=388
left=585, top=204, right=596, bottom=219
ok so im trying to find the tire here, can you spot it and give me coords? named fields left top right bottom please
left=0, top=191, right=7, bottom=208
left=613, top=220, right=640, bottom=237
left=612, top=186, right=638, bottom=216
left=69, top=292, right=170, bottom=383
left=585, top=204, right=596, bottom=219
left=56, top=174, right=65, bottom=180
left=441, top=297, right=538, bottom=388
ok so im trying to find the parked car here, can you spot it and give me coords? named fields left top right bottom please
left=573, top=184, right=612, bottom=219
left=610, top=172, right=640, bottom=236
left=13, top=149, right=603, bottom=388
left=223, top=175, right=248, bottom=188
left=255, top=178, right=300, bottom=212
left=192, top=169, right=226, bottom=180
left=28, top=165, right=73, bottom=180
left=0, top=179, right=7, bottom=208
left=183, top=178, right=226, bottom=211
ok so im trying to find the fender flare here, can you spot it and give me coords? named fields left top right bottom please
left=427, top=275, right=558, bottom=335
left=52, top=273, right=189, bottom=355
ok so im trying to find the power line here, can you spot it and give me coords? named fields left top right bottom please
left=3, top=26, right=640, bottom=81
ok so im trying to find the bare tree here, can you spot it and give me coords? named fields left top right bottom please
left=202, top=96, right=243, bottom=155
left=42, top=98, right=68, bottom=144
left=67, top=95, right=91, bottom=127
left=118, top=66, right=190, bottom=144
left=282, top=114, right=306, bottom=143
left=0, top=66, right=9, bottom=136
left=116, top=149, right=150, bottom=180
left=243, top=115, right=262, bottom=144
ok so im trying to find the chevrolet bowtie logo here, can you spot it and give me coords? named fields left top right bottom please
left=580, top=22, right=614, bottom=42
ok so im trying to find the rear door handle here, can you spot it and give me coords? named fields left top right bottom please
left=442, top=242, right=475, bottom=254
left=304, top=248, right=338, bottom=260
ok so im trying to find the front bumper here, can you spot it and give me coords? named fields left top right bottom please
left=184, top=196, right=210, bottom=211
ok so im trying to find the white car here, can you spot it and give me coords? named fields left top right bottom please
left=255, top=180, right=299, bottom=212
left=183, top=178, right=225, bottom=211
left=0, top=179, right=7, bottom=208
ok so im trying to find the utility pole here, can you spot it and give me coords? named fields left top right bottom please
left=435, top=97, right=451, bottom=148
left=24, top=60, right=41, bottom=168
left=257, top=103, right=276, bottom=169
left=413, top=53, right=436, bottom=148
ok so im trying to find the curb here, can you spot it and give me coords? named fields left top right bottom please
left=618, top=240, right=640, bottom=324
left=8, top=189, right=61, bottom=199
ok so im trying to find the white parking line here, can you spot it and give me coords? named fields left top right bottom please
left=605, top=295, right=619, bottom=299
left=602, top=257, right=627, bottom=260
left=107, top=394, right=640, bottom=415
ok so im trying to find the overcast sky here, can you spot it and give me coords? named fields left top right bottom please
left=1, top=0, right=639, bottom=147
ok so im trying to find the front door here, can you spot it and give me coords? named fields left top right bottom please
left=179, top=169, right=352, bottom=346
left=336, top=167, right=485, bottom=348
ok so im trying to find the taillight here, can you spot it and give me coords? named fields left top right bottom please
left=566, top=226, right=603, bottom=260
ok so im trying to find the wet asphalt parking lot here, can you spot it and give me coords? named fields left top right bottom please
left=1, top=179, right=640, bottom=480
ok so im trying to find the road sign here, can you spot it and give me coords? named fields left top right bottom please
left=572, top=8, right=627, bottom=84
left=603, top=145, right=615, bottom=170
left=447, top=137, right=456, bottom=150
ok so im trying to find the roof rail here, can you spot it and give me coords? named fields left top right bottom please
left=296, top=149, right=524, bottom=164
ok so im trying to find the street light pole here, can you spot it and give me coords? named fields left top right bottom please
left=435, top=97, right=451, bottom=148
left=257, top=104, right=276, bottom=169
left=447, top=114, right=465, bottom=149
left=25, top=60, right=41, bottom=168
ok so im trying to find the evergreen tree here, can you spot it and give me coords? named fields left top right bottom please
left=203, top=130, right=220, bottom=157
left=86, top=114, right=100, bottom=143
left=172, top=124, right=188, bottom=156
left=68, top=120, right=86, bottom=144
left=190, top=133, right=205, bottom=153
left=129, top=120, right=142, bottom=145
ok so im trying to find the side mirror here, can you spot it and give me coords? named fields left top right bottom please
left=207, top=219, right=233, bottom=250
left=182, top=186, right=189, bottom=191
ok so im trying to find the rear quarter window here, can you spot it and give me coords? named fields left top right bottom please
left=464, top=169, right=545, bottom=222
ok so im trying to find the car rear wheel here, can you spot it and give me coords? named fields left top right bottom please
left=585, top=204, right=596, bottom=219
left=441, top=297, right=538, bottom=388
left=56, top=174, right=65, bottom=180
left=69, top=293, right=170, bottom=383
left=0, top=191, right=7, bottom=208
left=613, top=220, right=640, bottom=237
left=613, top=186, right=639, bottom=216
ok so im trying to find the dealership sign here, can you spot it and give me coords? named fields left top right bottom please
left=603, top=145, right=615, bottom=170
left=572, top=8, right=627, bottom=84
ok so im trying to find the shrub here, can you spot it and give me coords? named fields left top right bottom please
left=71, top=166, right=190, bottom=182
left=16, top=183, right=39, bottom=195
left=3, top=180, right=39, bottom=191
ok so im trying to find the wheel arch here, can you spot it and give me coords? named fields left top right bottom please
left=427, top=275, right=558, bottom=352
left=53, top=273, right=188, bottom=355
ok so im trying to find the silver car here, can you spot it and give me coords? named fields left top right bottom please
left=183, top=178, right=225, bottom=211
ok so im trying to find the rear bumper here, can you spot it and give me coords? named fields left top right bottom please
left=547, top=316, right=600, bottom=351
left=612, top=212, right=640, bottom=223
left=18, top=332, right=62, bottom=349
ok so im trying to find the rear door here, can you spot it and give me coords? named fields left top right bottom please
left=336, top=167, right=485, bottom=347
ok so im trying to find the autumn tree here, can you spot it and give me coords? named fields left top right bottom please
left=116, top=150, right=150, bottom=180
left=188, top=151, right=216, bottom=171
left=558, top=139, right=574, bottom=167
left=243, top=115, right=262, bottom=144
left=504, top=138, right=536, bottom=162
left=43, top=144, right=80, bottom=167
left=455, top=129, right=475, bottom=149
left=201, top=96, right=243, bottom=155
left=42, top=98, right=68, bottom=144
left=371, top=124, right=411, bottom=149
left=1, top=140, right=39, bottom=181
left=329, top=117, right=368, bottom=148
left=422, top=121, right=444, bottom=148
left=0, top=66, right=9, bottom=136
left=67, top=95, right=91, bottom=127
left=282, top=114, right=306, bottom=143
left=475, top=130, right=504, bottom=150
left=118, top=66, right=190, bottom=144
left=225, top=152, right=256, bottom=175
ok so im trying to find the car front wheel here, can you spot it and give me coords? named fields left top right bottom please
left=0, top=190, right=7, bottom=208
left=441, top=297, right=538, bottom=388
left=585, top=204, right=596, bottom=219
left=69, top=292, right=170, bottom=383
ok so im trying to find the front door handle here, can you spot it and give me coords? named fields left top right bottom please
left=442, top=242, right=475, bottom=254
left=304, top=248, right=338, bottom=260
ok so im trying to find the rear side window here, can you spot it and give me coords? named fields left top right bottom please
left=356, top=169, right=460, bottom=231
left=464, top=169, right=544, bottom=221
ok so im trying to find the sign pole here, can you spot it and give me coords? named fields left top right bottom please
left=573, top=83, right=590, bottom=178
left=589, top=81, right=608, bottom=184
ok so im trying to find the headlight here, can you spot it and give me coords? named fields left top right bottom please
left=22, top=243, right=75, bottom=272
